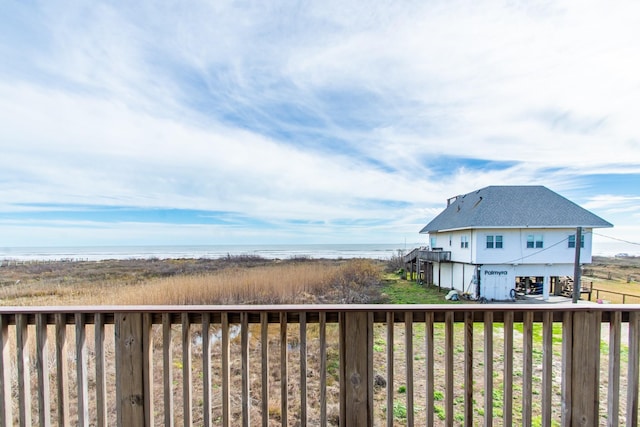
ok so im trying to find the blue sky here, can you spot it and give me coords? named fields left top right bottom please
left=1, top=0, right=639, bottom=254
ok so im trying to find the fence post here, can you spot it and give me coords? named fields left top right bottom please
left=564, top=310, right=601, bottom=426
left=340, top=311, right=373, bottom=426
left=115, top=313, right=147, bottom=426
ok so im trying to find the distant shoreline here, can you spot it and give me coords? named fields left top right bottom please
left=1, top=244, right=636, bottom=263
left=0, top=243, right=407, bottom=262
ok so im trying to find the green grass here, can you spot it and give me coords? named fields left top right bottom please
left=511, top=322, right=630, bottom=362
left=373, top=337, right=386, bottom=352
left=381, top=274, right=461, bottom=304
left=513, top=323, right=564, bottom=346
left=392, top=401, right=407, bottom=420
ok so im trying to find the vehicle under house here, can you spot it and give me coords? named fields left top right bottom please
left=416, top=185, right=613, bottom=301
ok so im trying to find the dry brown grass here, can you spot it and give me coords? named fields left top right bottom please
left=0, top=258, right=385, bottom=306
left=583, top=256, right=640, bottom=303
left=115, top=262, right=339, bottom=305
left=0, top=258, right=385, bottom=425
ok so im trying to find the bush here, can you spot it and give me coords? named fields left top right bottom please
left=330, top=259, right=383, bottom=303
left=386, top=250, right=405, bottom=272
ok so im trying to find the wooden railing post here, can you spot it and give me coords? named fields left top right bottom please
left=0, top=314, right=12, bottom=426
left=115, top=313, right=147, bottom=426
left=340, top=311, right=373, bottom=426
left=563, top=311, right=601, bottom=426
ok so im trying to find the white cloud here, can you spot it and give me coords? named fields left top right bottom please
left=1, top=0, right=640, bottom=246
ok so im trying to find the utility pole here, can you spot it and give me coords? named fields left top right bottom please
left=572, top=227, right=582, bottom=303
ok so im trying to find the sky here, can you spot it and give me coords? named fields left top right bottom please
left=0, top=0, right=639, bottom=254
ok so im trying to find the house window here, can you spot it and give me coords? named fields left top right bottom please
left=568, top=234, right=584, bottom=248
left=461, top=235, right=469, bottom=249
left=430, top=236, right=437, bottom=249
left=527, top=234, right=543, bottom=249
left=486, top=235, right=503, bottom=249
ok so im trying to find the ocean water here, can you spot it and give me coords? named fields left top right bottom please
left=0, top=244, right=408, bottom=262
left=1, top=241, right=633, bottom=263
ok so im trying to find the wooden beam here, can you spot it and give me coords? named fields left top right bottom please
left=568, top=311, right=601, bottom=425
left=0, top=315, right=11, bottom=426
left=340, top=311, right=373, bottom=426
left=116, top=313, right=146, bottom=426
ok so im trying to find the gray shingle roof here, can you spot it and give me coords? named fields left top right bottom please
left=419, top=186, right=613, bottom=233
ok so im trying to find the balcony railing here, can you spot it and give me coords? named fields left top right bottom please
left=0, top=304, right=639, bottom=426
left=418, top=249, right=451, bottom=262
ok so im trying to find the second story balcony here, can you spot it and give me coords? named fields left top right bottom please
left=418, top=247, right=451, bottom=262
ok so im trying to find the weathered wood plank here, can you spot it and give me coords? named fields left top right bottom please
left=405, top=311, right=414, bottom=426
left=76, top=313, right=89, bottom=426
left=16, top=313, right=31, bottom=427
left=542, top=311, right=552, bottom=427
left=464, top=311, right=474, bottom=427
left=628, top=311, right=640, bottom=426
left=523, top=311, right=533, bottom=426
left=425, top=311, right=434, bottom=427
left=367, top=312, right=374, bottom=427
left=115, top=313, right=145, bottom=426
left=222, top=312, right=230, bottom=426
left=608, top=311, right=621, bottom=427
left=261, top=312, right=269, bottom=427
left=300, top=312, right=308, bottom=426
left=386, top=312, right=394, bottom=427
left=319, top=312, right=327, bottom=426
left=55, top=313, right=70, bottom=427
left=0, top=314, right=12, bottom=426
left=445, top=311, right=454, bottom=427
left=340, top=311, right=373, bottom=426
left=142, top=313, right=154, bottom=427
left=162, top=313, right=174, bottom=427
left=202, top=313, right=212, bottom=427
left=280, top=312, right=288, bottom=427
left=95, top=313, right=108, bottom=427
left=483, top=311, right=493, bottom=427
left=503, top=311, right=513, bottom=426
left=561, top=311, right=573, bottom=427
left=182, top=313, right=192, bottom=427
left=36, top=313, right=51, bottom=427
left=241, top=312, right=250, bottom=427
left=571, top=311, right=601, bottom=426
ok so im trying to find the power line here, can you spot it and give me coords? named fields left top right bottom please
left=501, top=234, right=576, bottom=265
left=593, top=232, right=640, bottom=247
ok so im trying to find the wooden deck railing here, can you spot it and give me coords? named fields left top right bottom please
left=0, top=304, right=639, bottom=426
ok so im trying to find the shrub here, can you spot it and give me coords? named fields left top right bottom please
left=329, top=259, right=383, bottom=303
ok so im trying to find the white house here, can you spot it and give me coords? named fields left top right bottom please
left=419, top=186, right=613, bottom=301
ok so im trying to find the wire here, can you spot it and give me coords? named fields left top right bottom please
left=499, top=230, right=593, bottom=265
left=592, top=232, right=640, bottom=247
left=501, top=235, right=573, bottom=264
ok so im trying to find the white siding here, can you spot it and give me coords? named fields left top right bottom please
left=475, top=228, right=593, bottom=265
left=480, top=265, right=515, bottom=301
left=431, top=262, right=479, bottom=296
left=431, top=228, right=594, bottom=265
left=428, top=226, right=595, bottom=301
left=429, top=231, right=473, bottom=263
